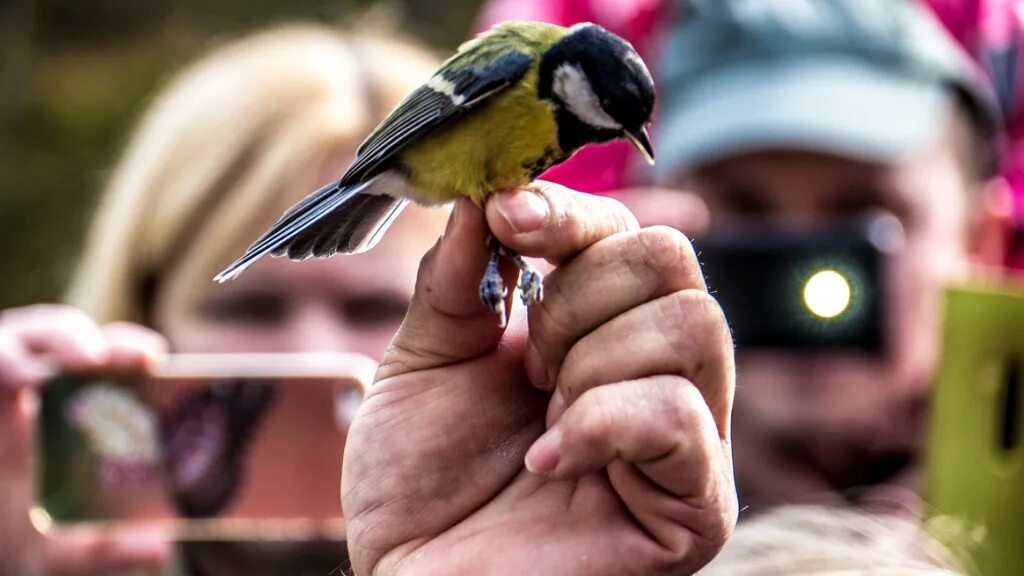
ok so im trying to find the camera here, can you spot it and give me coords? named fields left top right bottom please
left=694, top=213, right=904, bottom=352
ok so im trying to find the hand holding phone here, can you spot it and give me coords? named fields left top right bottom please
left=0, top=305, right=171, bottom=575
left=35, top=352, right=375, bottom=542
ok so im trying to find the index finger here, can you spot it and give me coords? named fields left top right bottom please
left=485, top=181, right=640, bottom=266
left=380, top=200, right=515, bottom=379
left=0, top=305, right=108, bottom=373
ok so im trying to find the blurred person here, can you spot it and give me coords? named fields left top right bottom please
left=0, top=23, right=446, bottom=575
left=652, top=0, right=1009, bottom=512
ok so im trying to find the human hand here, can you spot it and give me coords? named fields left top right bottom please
left=0, top=305, right=172, bottom=576
left=343, top=183, right=737, bottom=575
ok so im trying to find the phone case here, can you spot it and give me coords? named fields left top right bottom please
left=926, top=284, right=1024, bottom=575
left=33, top=353, right=376, bottom=541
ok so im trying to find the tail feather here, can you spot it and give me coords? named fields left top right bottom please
left=293, top=193, right=408, bottom=259
left=214, top=177, right=405, bottom=282
left=306, top=193, right=385, bottom=258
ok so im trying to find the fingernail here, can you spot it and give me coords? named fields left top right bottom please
left=496, top=189, right=548, bottom=233
left=525, top=426, right=562, bottom=475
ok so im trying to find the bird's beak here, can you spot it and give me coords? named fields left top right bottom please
left=625, top=126, right=655, bottom=166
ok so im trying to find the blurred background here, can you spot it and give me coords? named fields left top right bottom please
left=0, top=0, right=483, bottom=309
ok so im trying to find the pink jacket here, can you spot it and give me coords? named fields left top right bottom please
left=926, top=0, right=1024, bottom=269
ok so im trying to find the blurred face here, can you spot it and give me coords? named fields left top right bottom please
left=676, top=110, right=982, bottom=510
left=152, top=206, right=445, bottom=360
left=147, top=203, right=446, bottom=528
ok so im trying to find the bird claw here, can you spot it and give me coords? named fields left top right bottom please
left=518, top=267, right=543, bottom=306
left=479, top=267, right=508, bottom=327
left=480, top=240, right=544, bottom=328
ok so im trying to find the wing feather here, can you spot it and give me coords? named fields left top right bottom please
left=338, top=49, right=534, bottom=186
left=215, top=36, right=536, bottom=282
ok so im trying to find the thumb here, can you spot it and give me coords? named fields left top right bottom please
left=45, top=527, right=171, bottom=576
left=381, top=198, right=518, bottom=378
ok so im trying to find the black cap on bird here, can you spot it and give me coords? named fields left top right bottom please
left=539, top=23, right=656, bottom=164
left=215, top=21, right=656, bottom=325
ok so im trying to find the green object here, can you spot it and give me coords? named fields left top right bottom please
left=926, top=284, right=1024, bottom=576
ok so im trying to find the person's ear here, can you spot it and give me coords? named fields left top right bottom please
left=966, top=177, right=1015, bottom=267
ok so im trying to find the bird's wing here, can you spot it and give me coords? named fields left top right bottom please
left=339, top=46, right=534, bottom=185
left=214, top=40, right=535, bottom=283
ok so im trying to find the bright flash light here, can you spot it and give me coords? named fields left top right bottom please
left=802, top=269, right=852, bottom=319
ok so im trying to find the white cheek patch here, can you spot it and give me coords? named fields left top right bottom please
left=552, top=63, right=622, bottom=130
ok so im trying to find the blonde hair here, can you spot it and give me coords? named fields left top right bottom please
left=67, top=23, right=438, bottom=324
left=700, top=505, right=968, bottom=575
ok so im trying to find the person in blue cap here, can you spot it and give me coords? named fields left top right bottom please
left=655, top=0, right=1008, bottom=512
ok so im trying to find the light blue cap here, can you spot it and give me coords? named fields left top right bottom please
left=657, top=0, right=998, bottom=176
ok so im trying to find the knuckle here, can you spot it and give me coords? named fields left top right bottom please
left=650, top=376, right=702, bottom=431
left=642, top=226, right=697, bottom=268
left=626, top=227, right=700, bottom=290
left=597, top=195, right=640, bottom=231
left=659, top=291, right=734, bottom=373
left=561, top=194, right=638, bottom=247
left=671, top=290, right=730, bottom=341
left=701, top=295, right=733, bottom=350
left=570, top=395, right=615, bottom=448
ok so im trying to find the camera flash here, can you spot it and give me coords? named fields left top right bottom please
left=803, top=269, right=852, bottom=319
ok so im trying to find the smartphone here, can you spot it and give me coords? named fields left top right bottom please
left=33, top=352, right=377, bottom=541
left=926, top=284, right=1024, bottom=576
left=693, top=213, right=903, bottom=351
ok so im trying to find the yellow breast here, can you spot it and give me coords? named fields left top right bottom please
left=398, top=72, right=562, bottom=206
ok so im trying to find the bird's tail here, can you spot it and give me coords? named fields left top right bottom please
left=214, top=177, right=408, bottom=283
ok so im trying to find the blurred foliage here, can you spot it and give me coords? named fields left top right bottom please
left=0, top=0, right=483, bottom=309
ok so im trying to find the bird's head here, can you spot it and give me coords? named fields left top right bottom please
left=539, top=23, right=656, bottom=164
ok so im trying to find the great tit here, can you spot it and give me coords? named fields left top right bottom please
left=215, top=21, right=656, bottom=322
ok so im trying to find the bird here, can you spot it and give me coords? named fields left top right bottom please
left=214, top=21, right=656, bottom=325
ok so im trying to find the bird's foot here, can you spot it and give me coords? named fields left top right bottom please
left=479, top=239, right=508, bottom=327
left=480, top=240, right=545, bottom=327
left=504, top=250, right=544, bottom=306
